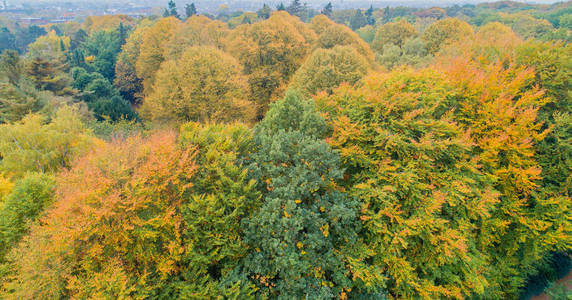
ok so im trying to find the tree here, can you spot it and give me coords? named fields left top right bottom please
left=25, top=57, right=74, bottom=96
left=164, top=0, right=179, bottom=19
left=322, top=2, right=332, bottom=17
left=515, top=40, right=572, bottom=202
left=257, top=4, right=272, bottom=20
left=0, top=50, right=22, bottom=86
left=287, top=0, right=302, bottom=16
left=365, top=5, right=375, bottom=25
left=382, top=6, right=391, bottom=23
left=26, top=30, right=70, bottom=64
left=135, top=17, right=181, bottom=96
left=141, top=46, right=255, bottom=124
left=315, top=68, right=499, bottom=298
left=0, top=27, right=15, bottom=52
left=82, top=15, right=135, bottom=34
left=5, top=128, right=262, bottom=298
left=78, top=28, right=124, bottom=81
left=438, top=57, right=570, bottom=298
left=314, top=22, right=374, bottom=64
left=277, top=3, right=285, bottom=11
left=224, top=12, right=315, bottom=118
left=114, top=19, right=154, bottom=104
left=166, top=15, right=230, bottom=60
left=0, top=173, right=55, bottom=264
left=0, top=106, right=95, bottom=178
left=422, top=18, right=474, bottom=54
left=350, top=9, right=367, bottom=30
left=356, top=25, right=376, bottom=43
left=70, top=28, right=87, bottom=50
left=289, top=46, right=370, bottom=96
left=235, top=91, right=361, bottom=298
left=372, top=20, right=417, bottom=52
left=185, top=3, right=197, bottom=18
left=0, top=82, right=44, bottom=124
left=71, top=67, right=136, bottom=121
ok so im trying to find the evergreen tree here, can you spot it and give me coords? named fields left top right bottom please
left=277, top=3, right=286, bottom=11
left=0, top=27, right=15, bottom=52
left=322, top=2, right=332, bottom=17
left=257, top=4, right=272, bottom=20
left=287, top=0, right=302, bottom=16
left=164, top=0, right=179, bottom=19
left=350, top=9, right=367, bottom=30
left=70, top=28, right=87, bottom=50
left=185, top=3, right=197, bottom=18
left=236, top=91, right=361, bottom=298
left=382, top=6, right=391, bottom=23
left=0, top=50, right=22, bottom=86
left=365, top=5, right=375, bottom=25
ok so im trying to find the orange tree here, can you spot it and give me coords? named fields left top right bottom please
left=4, top=126, right=261, bottom=298
left=440, top=57, right=571, bottom=298
left=315, top=68, right=498, bottom=299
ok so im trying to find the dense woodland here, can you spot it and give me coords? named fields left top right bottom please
left=0, top=0, right=571, bottom=299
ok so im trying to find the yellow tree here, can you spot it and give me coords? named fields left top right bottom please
left=315, top=68, right=499, bottom=299
left=135, top=17, right=181, bottom=96
left=422, top=18, right=473, bottom=54
left=289, top=45, right=370, bottom=96
left=82, top=15, right=135, bottom=34
left=372, top=20, right=418, bottom=52
left=166, top=15, right=230, bottom=60
left=224, top=11, right=316, bottom=118
left=114, top=19, right=155, bottom=104
left=26, top=30, right=70, bottom=63
left=0, top=106, right=95, bottom=178
left=309, top=14, right=334, bottom=36
left=141, top=46, right=254, bottom=124
left=313, top=21, right=375, bottom=64
left=439, top=56, right=571, bottom=298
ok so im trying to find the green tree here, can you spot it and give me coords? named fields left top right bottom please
left=72, top=67, right=136, bottom=121
left=365, top=5, right=375, bottom=25
left=25, top=57, right=73, bottom=96
left=164, top=0, right=179, bottom=18
left=0, top=50, right=22, bottom=86
left=185, top=3, right=197, bottom=18
left=287, top=0, right=302, bottom=16
left=77, top=28, right=124, bottom=81
left=0, top=27, right=15, bottom=52
left=322, top=2, right=332, bottom=17
left=257, top=4, right=272, bottom=20
left=236, top=92, right=361, bottom=299
left=0, top=173, right=55, bottom=264
left=0, top=82, right=44, bottom=124
left=350, top=9, right=367, bottom=30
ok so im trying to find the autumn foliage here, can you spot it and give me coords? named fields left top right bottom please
left=0, top=5, right=570, bottom=300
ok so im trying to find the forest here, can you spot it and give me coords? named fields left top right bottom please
left=0, top=0, right=571, bottom=299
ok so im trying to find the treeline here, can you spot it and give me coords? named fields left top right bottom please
left=0, top=1, right=571, bottom=299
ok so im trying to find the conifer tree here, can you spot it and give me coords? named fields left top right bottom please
left=322, top=2, right=332, bottom=17
left=185, top=3, right=196, bottom=19
left=237, top=92, right=361, bottom=298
